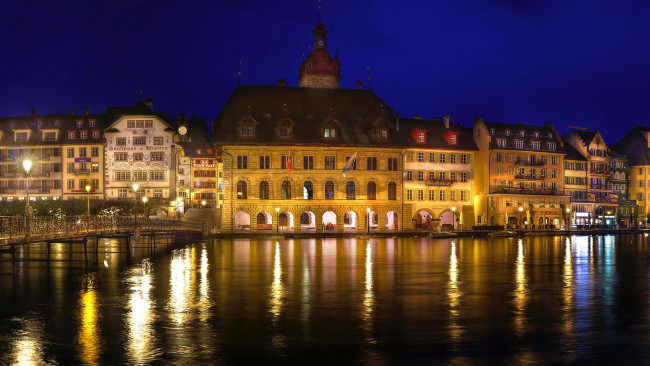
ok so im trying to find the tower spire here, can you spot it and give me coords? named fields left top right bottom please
left=238, top=60, right=242, bottom=85
left=318, top=0, right=322, bottom=22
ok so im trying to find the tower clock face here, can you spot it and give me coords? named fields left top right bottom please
left=178, top=126, right=187, bottom=135
left=317, top=39, right=324, bottom=47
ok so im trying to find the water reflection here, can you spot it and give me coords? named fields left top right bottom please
left=10, top=317, right=47, bottom=365
left=197, top=245, right=211, bottom=322
left=561, top=238, right=575, bottom=356
left=513, top=238, right=527, bottom=336
left=126, top=259, right=158, bottom=363
left=270, top=241, right=284, bottom=322
left=448, top=240, right=462, bottom=344
left=78, top=278, right=101, bottom=365
left=169, top=248, right=192, bottom=325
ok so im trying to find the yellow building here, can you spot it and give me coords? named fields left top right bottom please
left=615, top=126, right=648, bottom=225
left=61, top=115, right=105, bottom=200
left=473, top=120, right=571, bottom=228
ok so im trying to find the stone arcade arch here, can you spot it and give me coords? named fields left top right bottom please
left=256, top=211, right=273, bottom=231
left=413, top=209, right=435, bottom=229
left=386, top=211, right=399, bottom=231
left=344, top=211, right=358, bottom=231
left=322, top=211, right=337, bottom=231
left=300, top=211, right=316, bottom=231
left=439, top=210, right=458, bottom=230
left=234, top=211, right=251, bottom=231
left=278, top=211, right=294, bottom=231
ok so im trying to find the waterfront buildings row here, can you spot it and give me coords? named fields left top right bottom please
left=0, top=18, right=646, bottom=231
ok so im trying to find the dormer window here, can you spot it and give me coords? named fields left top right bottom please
left=197, top=149, right=202, bottom=155
left=43, top=131, right=56, bottom=141
left=534, top=132, right=539, bottom=138
left=520, top=131, right=525, bottom=137
left=548, top=133, right=552, bottom=138
left=76, top=121, right=83, bottom=129
left=207, top=149, right=213, bottom=155
left=15, top=132, right=28, bottom=142
left=241, top=126, right=254, bottom=136
left=375, top=129, right=388, bottom=139
left=548, top=142, right=556, bottom=151
left=279, top=127, right=291, bottom=136
left=490, top=129, right=495, bottom=135
left=505, top=130, right=510, bottom=136
left=418, top=132, right=425, bottom=143
left=324, top=128, right=336, bottom=138
left=276, top=118, right=294, bottom=138
left=68, top=131, right=76, bottom=140
left=450, top=134, right=457, bottom=145
left=531, top=141, right=540, bottom=150
left=89, top=120, right=96, bottom=128
left=80, top=131, right=88, bottom=139
left=238, top=116, right=257, bottom=137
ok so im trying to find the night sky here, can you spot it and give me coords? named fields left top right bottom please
left=2, top=0, right=649, bottom=142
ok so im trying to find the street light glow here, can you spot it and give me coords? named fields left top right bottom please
left=142, top=197, right=148, bottom=203
left=202, top=200, right=207, bottom=206
left=22, top=159, right=32, bottom=173
left=275, top=207, right=279, bottom=213
left=132, top=183, right=139, bottom=192
left=85, top=185, right=91, bottom=192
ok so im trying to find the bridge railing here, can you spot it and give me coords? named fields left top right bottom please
left=0, top=215, right=202, bottom=240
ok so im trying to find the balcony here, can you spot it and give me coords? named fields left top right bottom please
left=425, top=179, right=456, bottom=187
left=590, top=184, right=610, bottom=190
left=514, top=174, right=545, bottom=180
left=514, top=159, right=545, bottom=167
left=74, top=169, right=90, bottom=176
left=0, top=172, right=16, bottom=178
left=31, top=171, right=51, bottom=178
left=493, top=186, right=558, bottom=195
left=590, top=169, right=609, bottom=176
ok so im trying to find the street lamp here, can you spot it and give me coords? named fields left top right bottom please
left=201, top=200, right=207, bottom=208
left=142, top=196, right=148, bottom=229
left=518, top=206, right=524, bottom=229
left=85, top=185, right=91, bottom=233
left=566, top=208, right=571, bottom=230
left=22, top=159, right=32, bottom=240
left=451, top=206, right=457, bottom=231
left=275, top=207, right=280, bottom=232
left=132, top=183, right=139, bottom=231
left=366, top=207, right=371, bottom=234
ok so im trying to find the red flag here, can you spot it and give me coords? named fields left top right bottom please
left=288, top=152, right=292, bottom=174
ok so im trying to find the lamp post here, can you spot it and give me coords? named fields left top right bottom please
left=23, top=159, right=32, bottom=240
left=366, top=207, right=370, bottom=234
left=275, top=207, right=280, bottom=233
left=451, top=206, right=457, bottom=231
left=566, top=208, right=571, bottom=231
left=518, top=206, right=523, bottom=229
left=142, top=196, right=148, bottom=229
left=132, top=183, right=139, bottom=232
left=201, top=200, right=207, bottom=208
left=85, top=185, right=91, bottom=233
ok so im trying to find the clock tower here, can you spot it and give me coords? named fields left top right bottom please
left=298, top=20, right=341, bottom=88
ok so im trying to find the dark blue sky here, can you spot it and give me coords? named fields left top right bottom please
left=1, top=0, right=649, bottom=142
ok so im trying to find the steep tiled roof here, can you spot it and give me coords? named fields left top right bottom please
left=563, top=140, right=587, bottom=161
left=179, top=116, right=215, bottom=157
left=615, top=126, right=650, bottom=166
left=212, top=85, right=399, bottom=146
left=482, top=121, right=565, bottom=153
left=396, top=117, right=478, bottom=151
left=0, top=113, right=108, bottom=146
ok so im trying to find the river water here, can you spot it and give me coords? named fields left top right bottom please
left=0, top=235, right=649, bottom=365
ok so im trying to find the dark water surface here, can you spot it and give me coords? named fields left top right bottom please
left=1, top=235, right=650, bottom=365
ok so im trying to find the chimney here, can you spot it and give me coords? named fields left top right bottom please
left=443, top=114, right=450, bottom=129
left=357, top=81, right=363, bottom=90
left=277, top=78, right=286, bottom=86
left=85, top=107, right=90, bottom=115
left=71, top=109, right=76, bottom=115
left=144, top=98, right=153, bottom=110
left=414, top=114, right=422, bottom=119
left=395, top=113, right=400, bottom=131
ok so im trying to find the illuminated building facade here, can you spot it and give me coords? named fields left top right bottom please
left=397, top=115, right=477, bottom=230
left=614, top=126, right=650, bottom=226
left=473, top=120, right=571, bottom=228
left=177, top=115, right=218, bottom=208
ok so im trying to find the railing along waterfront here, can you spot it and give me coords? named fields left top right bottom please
left=0, top=215, right=202, bottom=241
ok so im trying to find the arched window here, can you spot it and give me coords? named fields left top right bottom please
left=237, top=181, right=247, bottom=199
left=259, top=181, right=269, bottom=200
left=344, top=212, right=351, bottom=224
left=346, top=181, right=355, bottom=200
left=303, top=181, right=313, bottom=200
left=388, top=182, right=397, bottom=200
left=281, top=181, right=291, bottom=199
left=300, top=212, right=310, bottom=224
left=324, top=181, right=334, bottom=200
left=367, top=181, right=376, bottom=200
left=257, top=213, right=266, bottom=224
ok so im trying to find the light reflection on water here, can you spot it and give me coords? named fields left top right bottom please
left=2, top=235, right=650, bottom=364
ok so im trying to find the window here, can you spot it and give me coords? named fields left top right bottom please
left=152, top=189, right=162, bottom=198
left=461, top=154, right=467, bottom=164
left=367, top=157, right=378, bottom=170
left=406, top=189, right=412, bottom=200
left=388, top=158, right=398, bottom=171
left=281, top=156, right=290, bottom=170
left=460, top=172, right=467, bottom=182
left=80, top=131, right=87, bottom=139
left=79, top=179, right=87, bottom=190
left=450, top=135, right=457, bottom=145
left=133, top=171, right=147, bottom=181
left=440, top=172, right=447, bottom=180
left=303, top=156, right=314, bottom=170
left=429, top=190, right=435, bottom=201
left=92, top=131, right=100, bottom=139
left=91, top=147, right=99, bottom=157
left=514, top=140, right=523, bottom=149
left=439, top=190, right=446, bottom=201
left=115, top=153, right=128, bottom=161
left=79, top=147, right=87, bottom=158
left=325, top=156, right=336, bottom=170
left=418, top=190, right=424, bottom=201
left=237, top=181, right=247, bottom=199
left=497, top=139, right=506, bottom=148
left=153, top=137, right=163, bottom=145
left=259, top=155, right=270, bottom=169
left=133, top=136, right=146, bottom=145
left=127, top=120, right=135, bottom=128
left=417, top=132, right=425, bottom=143
left=450, top=154, right=456, bottom=164
left=325, top=181, right=334, bottom=199
left=282, top=181, right=291, bottom=199
left=53, top=180, right=61, bottom=189
left=152, top=152, right=167, bottom=161
left=149, top=171, right=165, bottom=181
left=439, top=153, right=446, bottom=163
left=639, top=168, right=644, bottom=175
left=429, top=153, right=435, bottom=162
left=43, top=132, right=56, bottom=141
left=639, top=180, right=644, bottom=188
left=495, top=153, right=502, bottom=162
left=388, top=182, right=396, bottom=200
left=638, top=193, right=644, bottom=201
left=114, top=171, right=130, bottom=181
left=67, top=132, right=75, bottom=140
left=367, top=181, right=376, bottom=200
left=67, top=162, right=75, bottom=173
left=406, top=171, right=413, bottom=181
left=67, top=179, right=75, bottom=190
left=460, top=191, right=467, bottom=201
left=136, top=120, right=144, bottom=128
left=520, top=131, right=525, bottom=137
left=116, top=137, right=126, bottom=146
left=324, top=128, right=336, bottom=138
left=237, top=155, right=248, bottom=169
left=531, top=141, right=540, bottom=150
left=145, top=120, right=153, bottom=128
left=548, top=143, right=556, bottom=151
left=303, top=181, right=313, bottom=200
left=418, top=152, right=425, bottom=162
left=551, top=156, right=557, bottom=165
left=345, top=156, right=357, bottom=170
left=259, top=181, right=269, bottom=199
left=346, top=181, right=356, bottom=200
left=374, top=129, right=388, bottom=139
left=418, top=171, right=424, bottom=181
left=241, top=126, right=254, bottom=136
left=133, top=153, right=143, bottom=161
left=67, top=148, right=74, bottom=158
